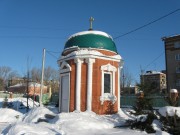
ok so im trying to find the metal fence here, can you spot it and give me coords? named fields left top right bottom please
left=120, top=95, right=180, bottom=107
left=1, top=92, right=180, bottom=107
left=0, top=92, right=24, bottom=98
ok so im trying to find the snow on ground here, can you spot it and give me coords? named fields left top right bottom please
left=23, top=106, right=55, bottom=123
left=0, top=97, right=175, bottom=135
left=0, top=108, right=23, bottom=123
left=3, top=122, right=64, bottom=135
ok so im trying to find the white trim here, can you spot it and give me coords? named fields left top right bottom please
left=74, top=58, right=84, bottom=112
left=85, top=58, right=95, bottom=112
left=58, top=49, right=122, bottom=64
left=118, top=63, right=123, bottom=111
left=63, top=47, right=118, bottom=56
left=59, top=61, right=71, bottom=73
left=101, top=63, right=117, bottom=72
left=100, top=93, right=117, bottom=105
left=59, top=73, right=70, bottom=113
left=117, top=66, right=120, bottom=111
left=100, top=63, right=117, bottom=105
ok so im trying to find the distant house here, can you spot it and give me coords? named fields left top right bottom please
left=8, top=82, right=48, bottom=96
left=8, top=77, right=26, bottom=87
left=140, top=71, right=166, bottom=94
left=122, top=86, right=138, bottom=95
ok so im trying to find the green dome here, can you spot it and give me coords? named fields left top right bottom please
left=64, top=30, right=117, bottom=53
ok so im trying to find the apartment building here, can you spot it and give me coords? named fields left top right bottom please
left=163, top=35, right=180, bottom=92
left=140, top=71, right=166, bottom=94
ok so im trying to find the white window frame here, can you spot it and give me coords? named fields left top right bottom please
left=100, top=64, right=117, bottom=105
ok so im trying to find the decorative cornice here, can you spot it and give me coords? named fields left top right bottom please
left=58, top=49, right=121, bottom=63
left=101, top=63, right=117, bottom=72
left=74, top=58, right=84, bottom=64
left=85, top=58, right=95, bottom=64
left=59, top=61, right=71, bottom=73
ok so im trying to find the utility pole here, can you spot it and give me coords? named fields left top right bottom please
left=40, top=48, right=46, bottom=106
left=26, top=70, right=29, bottom=112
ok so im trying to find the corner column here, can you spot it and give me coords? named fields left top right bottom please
left=118, top=62, right=123, bottom=111
left=85, top=58, right=95, bottom=111
left=74, top=58, right=83, bottom=112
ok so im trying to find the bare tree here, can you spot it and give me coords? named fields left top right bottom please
left=31, top=67, right=41, bottom=82
left=0, top=66, right=12, bottom=80
left=44, top=66, right=52, bottom=83
left=121, top=66, right=134, bottom=87
left=121, top=66, right=134, bottom=94
left=0, top=66, right=19, bottom=90
left=29, top=66, right=59, bottom=93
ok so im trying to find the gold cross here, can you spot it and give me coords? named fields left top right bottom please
left=89, top=17, right=94, bottom=30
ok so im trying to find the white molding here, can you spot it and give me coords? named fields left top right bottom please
left=85, top=58, right=95, bottom=111
left=100, top=93, right=117, bottom=105
left=59, top=61, right=71, bottom=73
left=74, top=58, right=84, bottom=112
left=101, top=63, right=117, bottom=72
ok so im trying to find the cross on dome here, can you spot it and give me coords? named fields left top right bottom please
left=89, top=17, right=94, bottom=30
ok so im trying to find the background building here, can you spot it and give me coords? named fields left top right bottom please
left=163, top=35, right=180, bottom=93
left=140, top=71, right=166, bottom=94
left=8, top=82, right=48, bottom=96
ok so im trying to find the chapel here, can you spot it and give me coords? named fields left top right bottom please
left=58, top=17, right=123, bottom=114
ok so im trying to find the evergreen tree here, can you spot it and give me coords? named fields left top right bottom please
left=2, top=96, right=8, bottom=108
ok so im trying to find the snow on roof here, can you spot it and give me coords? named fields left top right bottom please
left=162, top=34, right=180, bottom=40
left=60, top=48, right=122, bottom=60
left=68, top=30, right=113, bottom=40
left=9, top=83, right=47, bottom=88
left=144, top=71, right=164, bottom=75
left=170, top=89, right=178, bottom=93
left=9, top=83, right=24, bottom=88
left=28, top=82, right=47, bottom=88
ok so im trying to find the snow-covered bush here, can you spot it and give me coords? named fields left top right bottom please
left=158, top=106, right=180, bottom=135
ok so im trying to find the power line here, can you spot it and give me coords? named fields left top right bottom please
left=144, top=51, right=165, bottom=71
left=130, top=51, right=165, bottom=83
left=114, top=8, right=180, bottom=40
left=0, top=35, right=67, bottom=39
left=0, top=25, right=80, bottom=32
left=47, top=50, right=61, bottom=54
left=46, top=51, right=59, bottom=59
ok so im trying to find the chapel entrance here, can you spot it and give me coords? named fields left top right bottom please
left=60, top=74, right=70, bottom=112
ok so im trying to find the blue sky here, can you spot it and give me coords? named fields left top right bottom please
left=0, top=0, right=180, bottom=83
